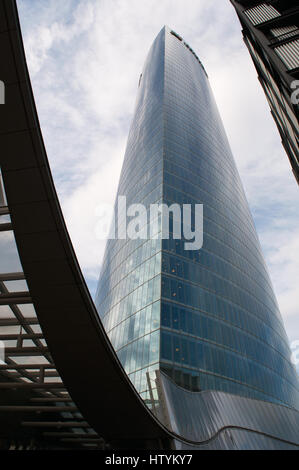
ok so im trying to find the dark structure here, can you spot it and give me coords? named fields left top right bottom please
left=0, top=0, right=298, bottom=450
left=230, top=0, right=299, bottom=184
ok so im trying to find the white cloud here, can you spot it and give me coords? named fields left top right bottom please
left=17, top=0, right=299, bottom=346
left=62, top=139, right=124, bottom=280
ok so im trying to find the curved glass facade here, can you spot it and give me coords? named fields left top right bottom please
left=158, top=371, right=299, bottom=448
left=95, top=26, right=299, bottom=410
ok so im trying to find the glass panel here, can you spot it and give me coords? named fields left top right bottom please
left=16, top=304, right=37, bottom=318
left=3, top=280, right=28, bottom=292
left=30, top=325, right=42, bottom=334
left=0, top=231, right=22, bottom=274
left=0, top=305, right=15, bottom=319
left=44, top=377, right=63, bottom=383
left=0, top=325, right=20, bottom=334
left=22, top=340, right=36, bottom=347
left=0, top=214, right=10, bottom=224
left=9, top=356, right=50, bottom=365
left=4, top=339, right=17, bottom=347
left=0, top=169, right=7, bottom=207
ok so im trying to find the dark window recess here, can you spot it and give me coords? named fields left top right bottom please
left=171, top=31, right=182, bottom=41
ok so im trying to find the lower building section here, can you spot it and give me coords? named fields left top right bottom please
left=174, top=430, right=299, bottom=451
left=153, top=371, right=299, bottom=450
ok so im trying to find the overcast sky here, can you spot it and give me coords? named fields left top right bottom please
left=17, top=0, right=299, bottom=356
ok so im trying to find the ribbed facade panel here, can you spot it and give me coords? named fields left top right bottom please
left=244, top=4, right=280, bottom=26
left=231, top=0, right=299, bottom=184
left=275, top=39, right=299, bottom=70
left=270, top=25, right=298, bottom=40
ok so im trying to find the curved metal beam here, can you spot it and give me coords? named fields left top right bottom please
left=0, top=0, right=171, bottom=447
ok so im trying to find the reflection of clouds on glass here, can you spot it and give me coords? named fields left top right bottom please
left=291, top=340, right=299, bottom=366
left=0, top=231, right=23, bottom=273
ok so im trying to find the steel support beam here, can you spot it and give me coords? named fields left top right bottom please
left=0, top=406, right=77, bottom=412
left=0, top=382, right=64, bottom=389
left=22, top=422, right=89, bottom=428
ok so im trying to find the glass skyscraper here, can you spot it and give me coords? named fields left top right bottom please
left=95, top=26, right=299, bottom=411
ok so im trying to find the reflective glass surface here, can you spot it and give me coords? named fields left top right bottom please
left=95, top=27, right=299, bottom=410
